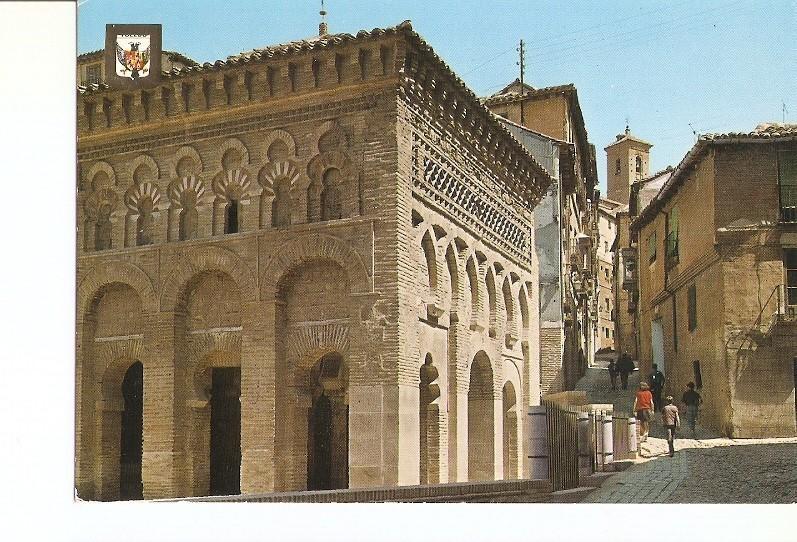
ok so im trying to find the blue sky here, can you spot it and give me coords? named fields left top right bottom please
left=78, top=0, right=795, bottom=194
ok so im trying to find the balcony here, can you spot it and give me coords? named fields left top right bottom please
left=780, top=185, right=797, bottom=222
left=665, top=231, right=679, bottom=270
left=620, top=247, right=637, bottom=291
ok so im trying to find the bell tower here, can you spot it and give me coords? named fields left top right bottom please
left=604, top=125, right=652, bottom=204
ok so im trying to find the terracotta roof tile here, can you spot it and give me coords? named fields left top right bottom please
left=631, top=124, right=797, bottom=230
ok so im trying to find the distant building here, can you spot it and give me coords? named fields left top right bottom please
left=630, top=123, right=797, bottom=438
left=485, top=80, right=599, bottom=393
left=605, top=126, right=652, bottom=205
left=596, top=198, right=622, bottom=352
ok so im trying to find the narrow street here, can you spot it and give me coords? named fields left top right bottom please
left=577, top=361, right=797, bottom=503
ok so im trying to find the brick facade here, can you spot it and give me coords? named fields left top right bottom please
left=75, top=22, right=551, bottom=500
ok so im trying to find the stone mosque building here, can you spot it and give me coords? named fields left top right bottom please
left=76, top=21, right=552, bottom=500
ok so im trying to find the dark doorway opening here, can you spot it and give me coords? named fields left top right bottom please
left=210, top=367, right=241, bottom=496
left=119, top=361, right=143, bottom=500
left=225, top=200, right=240, bottom=234
left=308, top=393, right=333, bottom=490
left=307, top=353, right=348, bottom=491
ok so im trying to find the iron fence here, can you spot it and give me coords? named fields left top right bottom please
left=543, top=400, right=579, bottom=491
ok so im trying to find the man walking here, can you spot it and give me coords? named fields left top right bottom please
left=649, top=364, right=665, bottom=412
left=608, top=359, right=618, bottom=390
left=617, top=352, right=634, bottom=390
left=662, top=396, right=680, bottom=457
left=681, top=382, right=702, bottom=436
left=633, top=382, right=654, bottom=442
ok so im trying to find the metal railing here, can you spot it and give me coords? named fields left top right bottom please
left=780, top=185, right=797, bottom=222
left=543, top=400, right=579, bottom=492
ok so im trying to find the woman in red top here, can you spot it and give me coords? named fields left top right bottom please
left=633, top=382, right=654, bottom=442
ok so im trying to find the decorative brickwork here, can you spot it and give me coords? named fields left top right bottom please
left=76, top=21, right=551, bottom=500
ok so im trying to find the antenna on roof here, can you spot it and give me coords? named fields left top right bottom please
left=783, top=101, right=789, bottom=124
left=517, top=39, right=526, bottom=126
left=625, top=117, right=630, bottom=135
left=688, top=122, right=698, bottom=142
left=319, top=0, right=328, bottom=36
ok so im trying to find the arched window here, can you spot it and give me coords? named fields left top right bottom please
left=320, top=168, right=342, bottom=221
left=615, top=158, right=621, bottom=175
left=466, top=258, right=479, bottom=320
left=224, top=199, right=240, bottom=234
left=95, top=203, right=112, bottom=250
left=136, top=198, right=154, bottom=246
left=486, top=268, right=497, bottom=337
left=272, top=177, right=291, bottom=227
left=635, top=155, right=643, bottom=176
left=502, top=278, right=514, bottom=328
left=421, top=232, right=437, bottom=291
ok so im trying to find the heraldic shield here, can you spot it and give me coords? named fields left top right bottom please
left=115, top=35, right=151, bottom=80
left=104, top=24, right=161, bottom=89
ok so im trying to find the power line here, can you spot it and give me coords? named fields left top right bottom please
left=523, top=0, right=746, bottom=57
left=462, top=46, right=515, bottom=77
left=529, top=3, right=752, bottom=67
left=521, top=0, right=697, bottom=52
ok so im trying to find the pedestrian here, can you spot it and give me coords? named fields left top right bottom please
left=632, top=382, right=654, bottom=442
left=617, top=352, right=634, bottom=390
left=649, top=363, right=665, bottom=412
left=681, top=382, right=702, bottom=436
left=608, top=359, right=618, bottom=390
left=662, top=396, right=680, bottom=457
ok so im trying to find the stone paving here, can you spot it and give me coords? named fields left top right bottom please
left=577, top=362, right=797, bottom=503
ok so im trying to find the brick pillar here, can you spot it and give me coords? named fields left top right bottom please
left=75, top=317, right=95, bottom=499
left=142, top=311, right=180, bottom=499
left=240, top=300, right=275, bottom=493
left=447, top=314, right=468, bottom=481
left=492, top=391, right=504, bottom=481
left=96, top=399, right=123, bottom=501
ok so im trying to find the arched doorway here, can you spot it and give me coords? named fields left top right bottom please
left=502, top=381, right=518, bottom=480
left=119, top=361, right=143, bottom=500
left=209, top=366, right=241, bottom=496
left=468, top=351, right=494, bottom=481
left=177, top=270, right=242, bottom=497
left=307, top=352, right=348, bottom=490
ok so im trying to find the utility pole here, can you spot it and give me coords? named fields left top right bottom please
left=518, top=39, right=526, bottom=126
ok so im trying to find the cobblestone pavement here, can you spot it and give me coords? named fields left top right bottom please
left=577, top=362, right=797, bottom=503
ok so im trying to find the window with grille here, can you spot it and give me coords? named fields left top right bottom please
left=784, top=249, right=797, bottom=309
left=779, top=151, right=797, bottom=222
